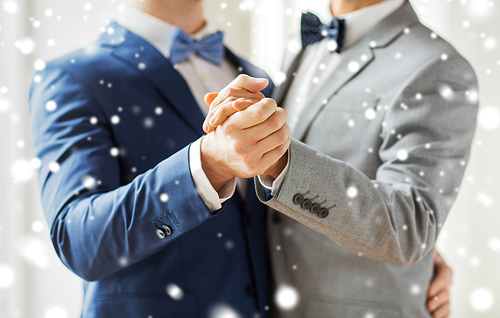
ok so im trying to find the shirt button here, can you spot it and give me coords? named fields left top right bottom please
left=206, top=203, right=213, bottom=210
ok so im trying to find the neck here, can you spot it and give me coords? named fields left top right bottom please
left=131, top=0, right=206, bottom=35
left=330, top=0, right=388, bottom=16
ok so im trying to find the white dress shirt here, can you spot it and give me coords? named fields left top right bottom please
left=118, top=5, right=239, bottom=211
left=260, top=0, right=405, bottom=194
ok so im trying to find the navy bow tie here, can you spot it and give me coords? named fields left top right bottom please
left=169, top=27, right=225, bottom=65
left=301, top=12, right=346, bottom=53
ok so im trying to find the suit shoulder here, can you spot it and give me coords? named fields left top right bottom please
left=401, top=23, right=468, bottom=62
left=43, top=40, right=117, bottom=82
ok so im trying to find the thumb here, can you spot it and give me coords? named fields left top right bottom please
left=230, top=74, right=269, bottom=93
left=204, top=92, right=219, bottom=106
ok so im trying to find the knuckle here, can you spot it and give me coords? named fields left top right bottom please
left=225, top=87, right=236, bottom=97
left=278, top=130, right=289, bottom=144
left=263, top=98, right=277, bottom=109
left=283, top=123, right=290, bottom=135
left=271, top=113, right=283, bottom=129
left=277, top=107, right=287, bottom=120
left=253, top=105, right=266, bottom=121
left=232, top=141, right=244, bottom=154
left=238, top=74, right=249, bottom=81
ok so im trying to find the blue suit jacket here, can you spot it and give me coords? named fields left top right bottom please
left=29, top=22, right=274, bottom=318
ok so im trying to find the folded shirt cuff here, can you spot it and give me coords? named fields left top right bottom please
left=189, top=137, right=236, bottom=212
left=257, top=152, right=290, bottom=197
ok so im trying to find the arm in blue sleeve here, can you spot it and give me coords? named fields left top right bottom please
left=29, top=66, right=214, bottom=281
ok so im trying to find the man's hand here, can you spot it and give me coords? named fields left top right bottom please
left=203, top=74, right=269, bottom=133
left=427, top=250, right=453, bottom=318
left=201, top=96, right=290, bottom=191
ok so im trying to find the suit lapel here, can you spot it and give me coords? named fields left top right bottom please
left=289, top=1, right=419, bottom=140
left=102, top=22, right=205, bottom=135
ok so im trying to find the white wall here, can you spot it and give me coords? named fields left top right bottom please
left=0, top=0, right=498, bottom=317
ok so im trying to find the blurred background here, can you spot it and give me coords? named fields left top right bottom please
left=0, top=0, right=499, bottom=317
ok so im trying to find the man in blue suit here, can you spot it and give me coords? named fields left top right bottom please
left=29, top=0, right=451, bottom=317
left=29, top=0, right=289, bottom=317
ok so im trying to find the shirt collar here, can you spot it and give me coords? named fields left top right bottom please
left=116, top=5, right=214, bottom=58
left=336, top=0, right=406, bottom=48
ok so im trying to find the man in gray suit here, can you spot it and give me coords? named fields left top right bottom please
left=202, top=0, right=476, bottom=317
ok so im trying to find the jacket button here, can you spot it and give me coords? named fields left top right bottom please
left=293, top=193, right=304, bottom=205
left=318, top=208, right=329, bottom=219
left=162, top=225, right=173, bottom=236
left=246, top=284, right=256, bottom=297
left=301, top=199, right=312, bottom=210
left=310, top=203, right=321, bottom=214
left=156, top=228, right=166, bottom=239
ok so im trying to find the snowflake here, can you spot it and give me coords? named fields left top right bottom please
left=166, top=283, right=184, bottom=300
left=110, top=147, right=119, bottom=157
left=438, top=84, right=454, bottom=100
left=34, top=59, right=46, bottom=70
left=30, top=158, right=42, bottom=169
left=348, top=61, right=360, bottom=73
left=347, top=186, right=358, bottom=198
left=225, top=240, right=235, bottom=250
left=111, top=115, right=120, bottom=124
left=31, top=221, right=43, bottom=233
left=81, top=175, right=97, bottom=190
left=45, top=100, right=57, bottom=111
left=275, top=284, right=299, bottom=311
left=410, top=284, right=421, bottom=295
left=209, top=304, right=242, bottom=318
left=160, top=193, right=169, bottom=202
left=144, top=117, right=154, bottom=128
left=397, top=150, right=409, bottom=161
left=11, top=159, right=33, bottom=182
left=470, top=288, right=494, bottom=312
left=478, top=107, right=500, bottom=130
left=365, top=109, right=376, bottom=120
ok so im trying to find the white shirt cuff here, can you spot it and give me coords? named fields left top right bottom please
left=189, top=138, right=237, bottom=212
left=258, top=153, right=290, bottom=196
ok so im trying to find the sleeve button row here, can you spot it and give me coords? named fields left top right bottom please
left=293, top=193, right=330, bottom=219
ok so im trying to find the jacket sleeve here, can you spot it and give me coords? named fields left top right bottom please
left=255, top=53, right=479, bottom=267
left=29, top=65, right=214, bottom=281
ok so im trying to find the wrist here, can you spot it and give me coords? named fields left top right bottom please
left=200, top=135, right=234, bottom=191
left=264, top=150, right=288, bottom=179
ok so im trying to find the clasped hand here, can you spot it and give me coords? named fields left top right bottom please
left=200, top=75, right=290, bottom=191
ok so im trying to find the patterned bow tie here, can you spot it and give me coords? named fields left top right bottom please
left=169, top=27, right=225, bottom=65
left=301, top=12, right=346, bottom=53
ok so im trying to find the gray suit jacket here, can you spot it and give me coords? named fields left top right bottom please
left=255, top=2, right=478, bottom=317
